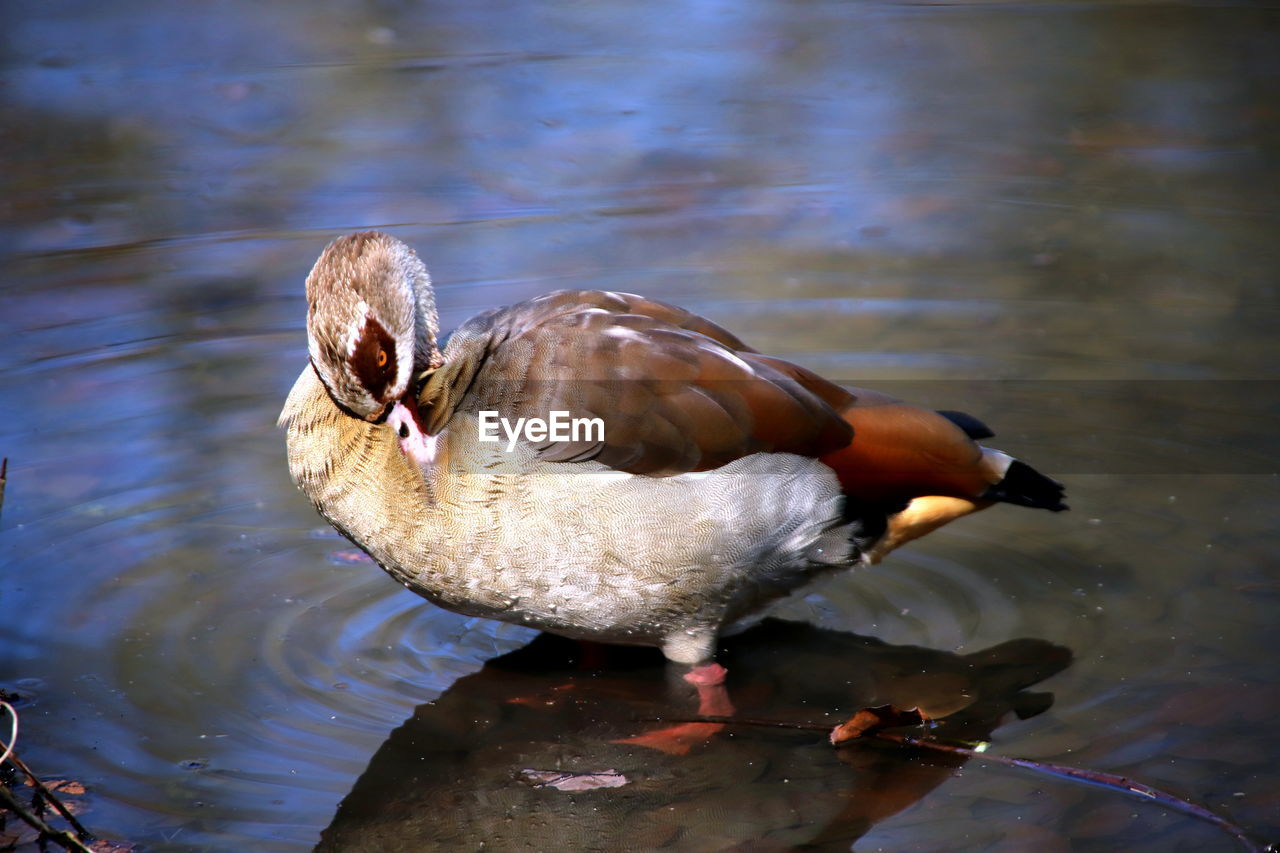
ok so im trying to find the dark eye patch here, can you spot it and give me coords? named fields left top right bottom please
left=350, top=315, right=398, bottom=402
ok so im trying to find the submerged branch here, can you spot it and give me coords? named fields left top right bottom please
left=0, top=701, right=100, bottom=851
left=0, top=784, right=95, bottom=853
left=876, top=730, right=1264, bottom=853
left=0, top=700, right=15, bottom=768
left=640, top=712, right=1265, bottom=853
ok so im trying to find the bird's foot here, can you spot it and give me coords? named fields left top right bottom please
left=611, top=662, right=735, bottom=755
left=682, top=662, right=727, bottom=687
left=687, top=664, right=734, bottom=718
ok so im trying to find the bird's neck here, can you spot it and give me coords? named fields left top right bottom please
left=280, top=366, right=436, bottom=583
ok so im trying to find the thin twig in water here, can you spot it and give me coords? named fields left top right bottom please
left=0, top=701, right=16, bottom=768
left=0, top=701, right=97, bottom=844
left=8, top=754, right=95, bottom=841
left=0, top=779, right=95, bottom=853
left=877, top=731, right=1263, bottom=853
left=640, top=714, right=1265, bottom=853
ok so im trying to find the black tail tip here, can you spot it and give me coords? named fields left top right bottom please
left=985, top=459, right=1068, bottom=512
left=937, top=409, right=996, bottom=440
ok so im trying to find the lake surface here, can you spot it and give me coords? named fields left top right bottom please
left=2, top=1, right=1278, bottom=850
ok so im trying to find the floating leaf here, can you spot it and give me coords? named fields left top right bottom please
left=829, top=704, right=930, bottom=745
left=51, top=779, right=87, bottom=796
left=520, top=769, right=628, bottom=791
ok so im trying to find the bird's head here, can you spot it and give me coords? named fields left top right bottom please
left=305, top=231, right=443, bottom=463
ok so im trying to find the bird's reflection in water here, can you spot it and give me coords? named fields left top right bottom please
left=318, top=620, right=1071, bottom=852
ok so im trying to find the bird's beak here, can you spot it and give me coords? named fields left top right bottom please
left=386, top=388, right=439, bottom=468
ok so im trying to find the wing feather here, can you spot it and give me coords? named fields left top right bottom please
left=430, top=290, right=853, bottom=476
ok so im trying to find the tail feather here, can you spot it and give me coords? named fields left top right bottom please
left=983, top=459, right=1068, bottom=512
left=936, top=409, right=995, bottom=440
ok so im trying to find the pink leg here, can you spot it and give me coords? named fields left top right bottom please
left=613, top=662, right=735, bottom=755
left=683, top=662, right=727, bottom=687
left=685, top=663, right=734, bottom=717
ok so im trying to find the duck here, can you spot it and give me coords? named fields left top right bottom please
left=280, top=231, right=1066, bottom=683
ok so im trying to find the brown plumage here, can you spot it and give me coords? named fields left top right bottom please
left=281, top=232, right=1066, bottom=667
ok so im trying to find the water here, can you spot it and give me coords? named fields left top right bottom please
left=2, top=1, right=1278, bottom=850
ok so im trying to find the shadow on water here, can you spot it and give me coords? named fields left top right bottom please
left=318, top=621, right=1071, bottom=852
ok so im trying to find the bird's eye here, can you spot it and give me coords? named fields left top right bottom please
left=376, top=348, right=388, bottom=368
